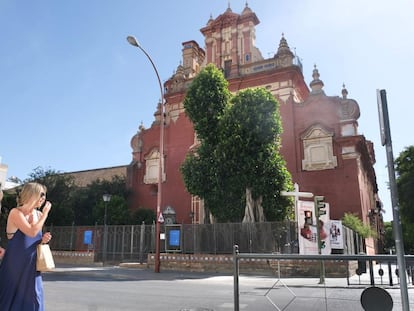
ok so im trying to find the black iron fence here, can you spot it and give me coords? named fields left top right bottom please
left=19, top=221, right=365, bottom=263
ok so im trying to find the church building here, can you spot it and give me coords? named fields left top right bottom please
left=127, top=4, right=383, bottom=254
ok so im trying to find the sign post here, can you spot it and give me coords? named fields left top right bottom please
left=377, top=89, right=409, bottom=311
left=281, top=183, right=314, bottom=222
left=281, top=183, right=314, bottom=254
left=314, top=195, right=326, bottom=284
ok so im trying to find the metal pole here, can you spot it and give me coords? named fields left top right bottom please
left=102, top=194, right=111, bottom=265
left=388, top=262, right=393, bottom=286
left=233, top=245, right=240, bottom=311
left=127, top=36, right=164, bottom=273
left=140, top=222, right=145, bottom=264
left=314, top=196, right=325, bottom=284
left=130, top=225, right=134, bottom=258
left=369, top=260, right=375, bottom=286
left=103, top=201, right=108, bottom=264
left=70, top=221, right=74, bottom=250
left=377, top=89, right=410, bottom=310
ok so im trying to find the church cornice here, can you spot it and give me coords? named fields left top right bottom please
left=200, top=6, right=259, bottom=36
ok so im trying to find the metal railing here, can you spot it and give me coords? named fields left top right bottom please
left=232, top=245, right=414, bottom=311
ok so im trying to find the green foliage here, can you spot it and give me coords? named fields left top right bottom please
left=131, top=208, right=156, bottom=225
left=184, top=64, right=231, bottom=145
left=181, top=65, right=292, bottom=222
left=71, top=176, right=131, bottom=226
left=395, top=145, right=414, bottom=253
left=93, top=195, right=129, bottom=225
left=0, top=192, right=17, bottom=230
left=342, top=213, right=377, bottom=238
left=0, top=192, right=17, bottom=215
left=402, top=222, right=414, bottom=254
left=67, top=187, right=92, bottom=224
left=382, top=221, right=395, bottom=253
left=16, top=167, right=134, bottom=226
left=26, top=167, right=76, bottom=226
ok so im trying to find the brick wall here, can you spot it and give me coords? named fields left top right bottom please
left=146, top=253, right=354, bottom=277
left=53, top=251, right=96, bottom=265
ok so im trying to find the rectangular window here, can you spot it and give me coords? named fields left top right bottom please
left=224, top=60, right=232, bottom=78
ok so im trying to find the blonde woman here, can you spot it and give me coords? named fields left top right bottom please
left=0, top=182, right=52, bottom=310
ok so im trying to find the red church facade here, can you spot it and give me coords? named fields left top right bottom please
left=127, top=5, right=383, bottom=253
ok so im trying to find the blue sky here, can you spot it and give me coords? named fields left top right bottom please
left=1, top=1, right=412, bottom=221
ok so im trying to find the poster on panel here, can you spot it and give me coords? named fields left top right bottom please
left=298, top=200, right=331, bottom=255
left=329, top=220, right=344, bottom=249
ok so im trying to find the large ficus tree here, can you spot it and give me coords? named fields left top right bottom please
left=395, top=145, right=414, bottom=253
left=181, top=64, right=232, bottom=222
left=181, top=64, right=292, bottom=223
left=218, top=88, right=292, bottom=222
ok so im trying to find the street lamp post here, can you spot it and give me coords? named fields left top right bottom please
left=127, top=35, right=164, bottom=273
left=102, top=193, right=111, bottom=265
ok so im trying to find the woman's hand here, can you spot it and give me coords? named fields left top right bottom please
left=42, top=232, right=52, bottom=244
left=42, top=201, right=52, bottom=215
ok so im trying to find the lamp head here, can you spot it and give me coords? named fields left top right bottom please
left=127, top=36, right=140, bottom=47
left=103, top=194, right=112, bottom=202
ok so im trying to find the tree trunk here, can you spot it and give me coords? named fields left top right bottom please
left=203, top=205, right=211, bottom=224
left=202, top=204, right=216, bottom=224
left=243, top=188, right=265, bottom=223
left=256, top=195, right=265, bottom=222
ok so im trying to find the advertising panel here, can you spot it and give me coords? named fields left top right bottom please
left=298, top=200, right=331, bottom=255
left=329, top=219, right=344, bottom=249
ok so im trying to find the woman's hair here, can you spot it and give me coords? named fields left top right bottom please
left=16, top=182, right=47, bottom=206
